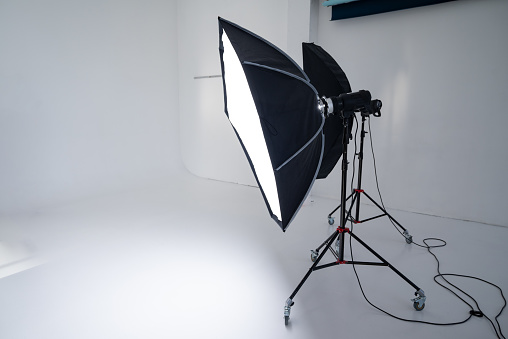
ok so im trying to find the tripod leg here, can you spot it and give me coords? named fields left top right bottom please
left=348, top=231, right=426, bottom=309
left=314, top=193, right=358, bottom=261
left=345, top=192, right=359, bottom=223
left=311, top=232, right=338, bottom=261
left=360, top=191, right=413, bottom=243
left=327, top=191, right=354, bottom=225
left=285, top=229, right=339, bottom=325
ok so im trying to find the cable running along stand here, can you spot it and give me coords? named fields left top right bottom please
left=284, top=92, right=426, bottom=325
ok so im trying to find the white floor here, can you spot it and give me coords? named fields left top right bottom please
left=0, top=172, right=506, bottom=339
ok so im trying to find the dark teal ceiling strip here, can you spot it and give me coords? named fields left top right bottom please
left=330, top=0, right=457, bottom=20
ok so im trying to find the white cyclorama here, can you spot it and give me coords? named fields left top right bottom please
left=221, top=31, right=282, bottom=221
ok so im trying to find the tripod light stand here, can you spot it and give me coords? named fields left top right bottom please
left=217, top=17, right=426, bottom=327
left=283, top=92, right=426, bottom=325
left=325, top=111, right=413, bottom=242
left=301, top=41, right=413, bottom=244
left=311, top=112, right=413, bottom=263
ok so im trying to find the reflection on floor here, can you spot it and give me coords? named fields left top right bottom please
left=0, top=173, right=506, bottom=339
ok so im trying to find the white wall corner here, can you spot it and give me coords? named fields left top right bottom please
left=309, top=0, right=320, bottom=43
left=287, top=0, right=314, bottom=66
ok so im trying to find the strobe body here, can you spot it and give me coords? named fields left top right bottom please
left=321, top=90, right=382, bottom=118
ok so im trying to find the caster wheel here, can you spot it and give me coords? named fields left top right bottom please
left=403, top=231, right=412, bottom=244
left=285, top=315, right=289, bottom=326
left=328, top=216, right=334, bottom=225
left=310, top=250, right=318, bottom=262
left=413, top=301, right=425, bottom=311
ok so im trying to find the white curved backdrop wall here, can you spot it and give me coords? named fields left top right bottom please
left=310, top=0, right=508, bottom=227
left=0, top=0, right=181, bottom=214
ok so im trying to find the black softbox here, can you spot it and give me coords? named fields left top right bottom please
left=218, top=18, right=325, bottom=231
left=303, top=42, right=352, bottom=179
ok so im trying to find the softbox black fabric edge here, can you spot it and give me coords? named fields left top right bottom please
left=279, top=133, right=325, bottom=231
left=218, top=17, right=309, bottom=82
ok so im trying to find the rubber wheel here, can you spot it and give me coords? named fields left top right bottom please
left=405, top=237, right=412, bottom=244
left=328, top=217, right=334, bottom=225
left=285, top=315, right=289, bottom=326
left=413, top=301, right=425, bottom=311
left=311, top=252, right=318, bottom=262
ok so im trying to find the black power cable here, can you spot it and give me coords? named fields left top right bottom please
left=351, top=115, right=359, bottom=194
left=345, top=116, right=506, bottom=338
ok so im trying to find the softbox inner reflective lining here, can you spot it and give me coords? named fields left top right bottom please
left=221, top=33, right=281, bottom=220
left=219, top=18, right=325, bottom=231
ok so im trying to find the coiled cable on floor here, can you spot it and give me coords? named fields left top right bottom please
left=345, top=116, right=506, bottom=338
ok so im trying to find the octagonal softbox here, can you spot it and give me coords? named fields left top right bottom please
left=218, top=18, right=324, bottom=231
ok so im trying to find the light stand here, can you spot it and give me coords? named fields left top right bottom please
left=312, top=104, right=412, bottom=261
left=284, top=91, right=426, bottom=325
left=325, top=109, right=413, bottom=245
